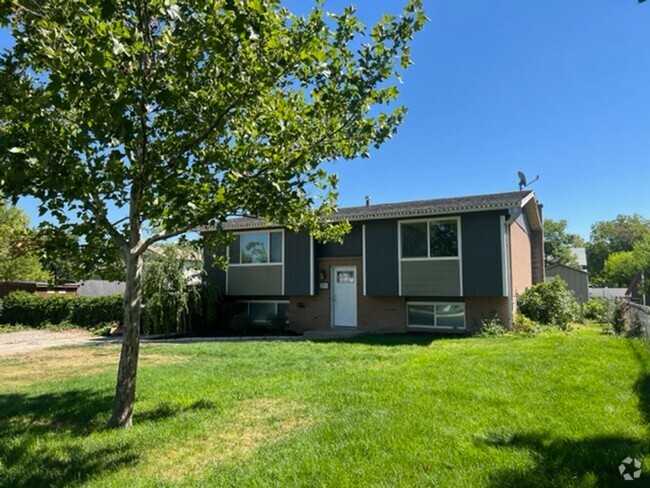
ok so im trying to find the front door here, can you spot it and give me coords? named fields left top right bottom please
left=332, top=266, right=357, bottom=327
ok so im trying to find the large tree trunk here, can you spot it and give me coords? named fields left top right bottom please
left=108, top=250, right=144, bottom=428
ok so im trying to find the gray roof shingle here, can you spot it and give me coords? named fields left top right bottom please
left=218, top=190, right=535, bottom=231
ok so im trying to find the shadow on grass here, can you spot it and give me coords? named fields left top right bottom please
left=629, top=339, right=650, bottom=425
left=480, top=432, right=649, bottom=487
left=0, top=389, right=139, bottom=488
left=317, top=332, right=470, bottom=347
left=135, top=398, right=219, bottom=424
left=483, top=340, right=650, bottom=488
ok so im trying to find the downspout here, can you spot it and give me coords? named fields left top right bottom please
left=503, top=206, right=523, bottom=329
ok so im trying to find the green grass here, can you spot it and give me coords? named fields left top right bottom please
left=0, top=327, right=648, bottom=487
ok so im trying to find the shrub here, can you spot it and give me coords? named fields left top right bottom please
left=0, top=291, right=123, bottom=328
left=513, top=313, right=538, bottom=336
left=480, top=314, right=506, bottom=336
left=583, top=298, right=611, bottom=324
left=518, top=277, right=580, bottom=330
left=266, top=313, right=289, bottom=333
left=229, top=313, right=251, bottom=332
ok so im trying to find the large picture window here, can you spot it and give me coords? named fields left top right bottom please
left=407, top=302, right=465, bottom=329
left=401, top=219, right=459, bottom=259
left=229, top=231, right=283, bottom=265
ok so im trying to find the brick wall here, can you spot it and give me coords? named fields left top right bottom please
left=510, top=221, right=533, bottom=298
left=465, top=296, right=510, bottom=332
left=530, top=229, right=545, bottom=284
left=288, top=257, right=408, bottom=332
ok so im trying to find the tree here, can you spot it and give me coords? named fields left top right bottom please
left=142, top=243, right=201, bottom=335
left=0, top=201, right=51, bottom=282
left=543, top=218, right=584, bottom=268
left=37, top=225, right=125, bottom=284
left=0, top=0, right=426, bottom=427
left=587, top=214, right=650, bottom=281
left=602, top=251, right=640, bottom=288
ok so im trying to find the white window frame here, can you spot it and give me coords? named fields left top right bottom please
left=406, top=301, right=466, bottom=330
left=228, top=229, right=284, bottom=267
left=241, top=300, right=290, bottom=324
left=399, top=216, right=461, bottom=261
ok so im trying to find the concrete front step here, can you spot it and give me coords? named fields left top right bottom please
left=303, top=328, right=363, bottom=340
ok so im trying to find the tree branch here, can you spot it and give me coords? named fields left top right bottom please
left=81, top=195, right=129, bottom=256
left=136, top=226, right=194, bottom=256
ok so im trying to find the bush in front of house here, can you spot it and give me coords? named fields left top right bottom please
left=0, top=291, right=123, bottom=328
left=513, top=313, right=539, bottom=336
left=518, top=277, right=580, bottom=330
left=479, top=314, right=507, bottom=336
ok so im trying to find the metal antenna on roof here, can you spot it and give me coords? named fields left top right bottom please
left=518, top=171, right=539, bottom=190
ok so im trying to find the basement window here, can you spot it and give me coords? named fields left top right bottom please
left=406, top=302, right=465, bottom=329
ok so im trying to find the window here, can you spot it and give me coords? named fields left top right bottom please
left=229, top=231, right=283, bottom=265
left=407, top=302, right=465, bottom=329
left=242, top=301, right=289, bottom=324
left=401, top=219, right=459, bottom=259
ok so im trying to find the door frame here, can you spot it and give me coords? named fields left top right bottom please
left=331, top=265, right=358, bottom=328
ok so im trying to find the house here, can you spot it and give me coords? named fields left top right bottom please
left=203, top=190, right=544, bottom=333
left=545, top=264, right=589, bottom=303
left=0, top=281, right=79, bottom=298
left=569, top=247, right=588, bottom=270
left=77, top=279, right=126, bottom=297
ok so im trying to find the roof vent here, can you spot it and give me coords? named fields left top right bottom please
left=365, top=195, right=371, bottom=206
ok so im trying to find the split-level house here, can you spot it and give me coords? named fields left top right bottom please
left=203, top=190, right=544, bottom=333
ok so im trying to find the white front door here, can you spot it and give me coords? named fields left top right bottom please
left=332, top=266, right=357, bottom=327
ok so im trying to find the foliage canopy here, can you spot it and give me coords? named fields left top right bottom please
left=0, top=0, right=426, bottom=427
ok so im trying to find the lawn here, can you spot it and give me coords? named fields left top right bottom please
left=0, top=327, right=648, bottom=487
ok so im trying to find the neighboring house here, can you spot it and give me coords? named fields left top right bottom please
left=0, top=281, right=79, bottom=298
left=545, top=264, right=589, bottom=303
left=77, top=280, right=126, bottom=297
left=148, top=245, right=203, bottom=286
left=203, top=190, right=544, bottom=333
left=570, top=247, right=588, bottom=270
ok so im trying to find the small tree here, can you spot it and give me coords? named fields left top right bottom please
left=0, top=1, right=426, bottom=427
left=141, top=244, right=201, bottom=335
left=544, top=218, right=583, bottom=268
left=518, top=277, right=580, bottom=329
left=0, top=200, right=51, bottom=282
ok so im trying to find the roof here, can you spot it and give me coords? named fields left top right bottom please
left=219, top=190, right=537, bottom=231
left=546, top=263, right=588, bottom=275
left=570, top=247, right=588, bottom=267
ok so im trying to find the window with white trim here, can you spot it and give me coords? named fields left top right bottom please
left=406, top=302, right=465, bottom=329
left=401, top=219, right=459, bottom=259
left=229, top=231, right=283, bottom=265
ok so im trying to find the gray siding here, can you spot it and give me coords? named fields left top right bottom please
left=365, top=220, right=399, bottom=295
left=401, top=260, right=460, bottom=296
left=461, top=212, right=505, bottom=297
left=228, top=265, right=283, bottom=295
left=285, top=231, right=312, bottom=295
left=546, top=266, right=589, bottom=303
left=204, top=243, right=227, bottom=293
left=317, top=225, right=362, bottom=257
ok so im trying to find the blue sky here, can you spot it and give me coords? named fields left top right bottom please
left=2, top=1, right=650, bottom=239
